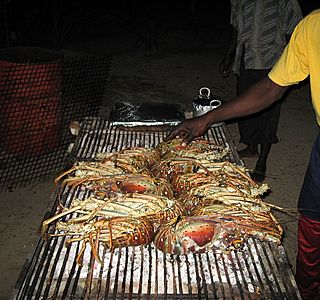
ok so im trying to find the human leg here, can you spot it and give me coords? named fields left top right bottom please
left=236, top=68, right=271, bottom=158
left=236, top=68, right=255, bottom=154
left=295, top=215, right=320, bottom=299
left=250, top=143, right=272, bottom=182
left=298, top=133, right=320, bottom=221
left=296, top=133, right=320, bottom=299
left=249, top=100, right=281, bottom=181
left=237, top=143, right=259, bottom=158
left=236, top=66, right=282, bottom=181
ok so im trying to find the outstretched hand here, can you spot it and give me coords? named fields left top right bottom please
left=165, top=116, right=210, bottom=146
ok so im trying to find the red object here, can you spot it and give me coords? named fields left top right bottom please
left=0, top=49, right=62, bottom=156
left=183, top=223, right=216, bottom=247
left=295, top=215, right=320, bottom=299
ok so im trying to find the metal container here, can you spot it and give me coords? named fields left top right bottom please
left=193, top=87, right=222, bottom=117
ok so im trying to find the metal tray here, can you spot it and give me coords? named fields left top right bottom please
left=110, top=101, right=185, bottom=126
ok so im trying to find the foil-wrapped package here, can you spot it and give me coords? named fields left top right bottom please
left=110, top=101, right=185, bottom=126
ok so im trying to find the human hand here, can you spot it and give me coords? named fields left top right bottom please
left=165, top=116, right=209, bottom=146
left=219, top=56, right=233, bottom=79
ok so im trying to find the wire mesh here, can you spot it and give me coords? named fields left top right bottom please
left=0, top=48, right=111, bottom=190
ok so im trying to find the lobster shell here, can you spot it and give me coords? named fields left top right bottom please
left=153, top=216, right=239, bottom=255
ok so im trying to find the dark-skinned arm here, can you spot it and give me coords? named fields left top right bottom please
left=166, top=76, right=288, bottom=145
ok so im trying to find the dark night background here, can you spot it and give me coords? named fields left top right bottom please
left=2, top=0, right=319, bottom=50
left=0, top=0, right=319, bottom=298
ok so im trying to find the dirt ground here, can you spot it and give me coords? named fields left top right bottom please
left=1, top=28, right=319, bottom=299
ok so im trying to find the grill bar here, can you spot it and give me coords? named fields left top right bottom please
left=13, top=241, right=300, bottom=299
left=12, top=117, right=300, bottom=299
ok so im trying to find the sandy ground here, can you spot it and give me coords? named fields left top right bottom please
left=1, top=29, right=319, bottom=299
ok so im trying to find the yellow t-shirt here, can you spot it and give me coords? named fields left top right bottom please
left=268, top=9, right=320, bottom=126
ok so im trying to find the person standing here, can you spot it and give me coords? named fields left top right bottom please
left=220, top=0, right=302, bottom=182
left=166, top=9, right=320, bottom=299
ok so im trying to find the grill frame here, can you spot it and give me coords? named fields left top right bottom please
left=11, top=117, right=301, bottom=299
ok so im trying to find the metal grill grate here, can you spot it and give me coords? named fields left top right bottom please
left=68, top=117, right=241, bottom=164
left=0, top=50, right=111, bottom=190
left=11, top=117, right=301, bottom=299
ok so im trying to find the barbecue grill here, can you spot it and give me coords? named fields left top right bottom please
left=11, top=116, right=301, bottom=299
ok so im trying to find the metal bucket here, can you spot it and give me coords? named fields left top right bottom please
left=192, top=87, right=222, bottom=117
